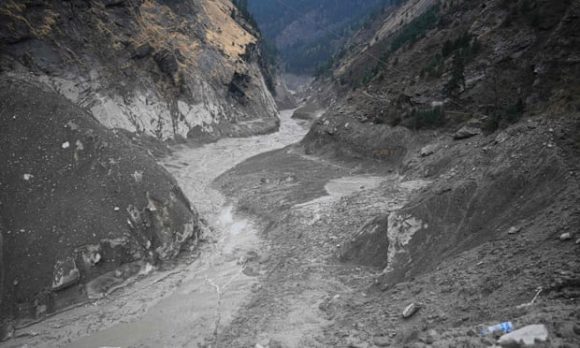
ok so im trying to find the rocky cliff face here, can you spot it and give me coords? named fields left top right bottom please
left=0, top=0, right=278, bottom=142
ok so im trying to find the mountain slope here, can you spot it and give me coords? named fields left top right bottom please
left=248, top=0, right=396, bottom=74
left=0, top=77, right=201, bottom=324
left=0, top=0, right=278, bottom=142
left=291, top=1, right=580, bottom=345
left=314, top=0, right=579, bottom=129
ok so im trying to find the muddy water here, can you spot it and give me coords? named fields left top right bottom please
left=6, top=110, right=308, bottom=348
left=67, top=111, right=310, bottom=348
left=163, top=109, right=310, bottom=217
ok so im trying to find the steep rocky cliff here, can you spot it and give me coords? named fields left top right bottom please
left=0, top=0, right=278, bottom=142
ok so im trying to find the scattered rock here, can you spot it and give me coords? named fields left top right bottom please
left=132, top=43, right=153, bottom=59
left=75, top=244, right=102, bottom=268
left=244, top=250, right=260, bottom=262
left=255, top=336, right=283, bottom=348
left=372, top=335, right=391, bottom=347
left=65, top=121, right=79, bottom=131
left=243, top=264, right=260, bottom=277
left=131, top=170, right=143, bottom=183
left=345, top=334, right=369, bottom=348
left=35, top=304, right=47, bottom=317
left=268, top=339, right=284, bottom=348
left=259, top=254, right=271, bottom=264
left=453, top=126, right=481, bottom=140
left=498, top=324, right=549, bottom=347
left=425, top=329, right=439, bottom=344
left=554, top=321, right=578, bottom=338
left=495, top=132, right=509, bottom=144
left=251, top=283, right=262, bottom=293
left=14, top=330, right=39, bottom=338
left=480, top=336, right=496, bottom=346
left=402, top=303, right=420, bottom=319
left=283, top=175, right=296, bottom=183
left=51, top=257, right=80, bottom=290
left=559, top=232, right=572, bottom=241
left=0, top=323, right=14, bottom=342
left=153, top=49, right=179, bottom=77
left=420, top=144, right=437, bottom=157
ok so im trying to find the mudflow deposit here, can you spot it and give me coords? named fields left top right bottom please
left=0, top=0, right=579, bottom=347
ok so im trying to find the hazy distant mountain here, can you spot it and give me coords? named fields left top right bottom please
left=248, top=0, right=398, bottom=74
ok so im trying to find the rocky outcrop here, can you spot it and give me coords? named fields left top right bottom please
left=0, top=0, right=278, bottom=142
left=338, top=216, right=390, bottom=269
left=0, top=77, right=201, bottom=321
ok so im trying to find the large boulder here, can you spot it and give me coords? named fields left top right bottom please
left=338, top=216, right=390, bottom=269
left=0, top=78, right=200, bottom=320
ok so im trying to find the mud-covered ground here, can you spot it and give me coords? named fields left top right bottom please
left=4, top=110, right=580, bottom=348
left=2, top=110, right=311, bottom=348
left=213, top=115, right=580, bottom=348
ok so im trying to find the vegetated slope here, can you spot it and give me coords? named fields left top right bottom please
left=0, top=0, right=278, bottom=142
left=313, top=0, right=579, bottom=131
left=0, top=77, right=202, bottom=327
left=247, top=0, right=398, bottom=74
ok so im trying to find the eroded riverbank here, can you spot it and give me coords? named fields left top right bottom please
left=3, top=110, right=310, bottom=348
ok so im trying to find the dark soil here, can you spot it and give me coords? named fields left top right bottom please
left=0, top=77, right=200, bottom=325
left=212, top=114, right=580, bottom=347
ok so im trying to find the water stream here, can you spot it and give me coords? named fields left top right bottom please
left=6, top=110, right=309, bottom=348
left=65, top=110, right=309, bottom=348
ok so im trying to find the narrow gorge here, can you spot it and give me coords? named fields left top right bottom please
left=1, top=0, right=579, bottom=347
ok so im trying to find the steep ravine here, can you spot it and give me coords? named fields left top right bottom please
left=0, top=0, right=284, bottom=334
